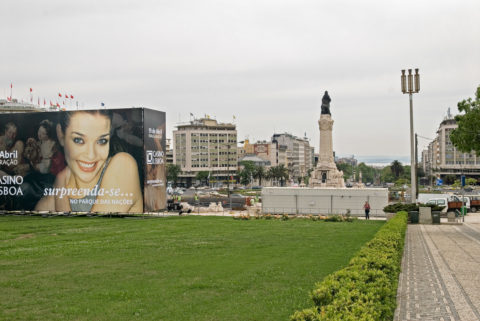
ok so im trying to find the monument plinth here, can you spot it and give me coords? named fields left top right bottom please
left=309, top=91, right=345, bottom=188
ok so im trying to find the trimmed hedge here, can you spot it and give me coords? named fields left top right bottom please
left=291, top=211, right=407, bottom=321
left=383, top=202, right=444, bottom=213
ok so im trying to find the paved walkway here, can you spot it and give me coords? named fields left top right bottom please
left=394, top=216, right=480, bottom=321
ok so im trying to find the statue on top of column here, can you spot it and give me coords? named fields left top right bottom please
left=321, top=91, right=331, bottom=115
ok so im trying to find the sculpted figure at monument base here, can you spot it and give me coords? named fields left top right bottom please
left=309, top=165, right=345, bottom=188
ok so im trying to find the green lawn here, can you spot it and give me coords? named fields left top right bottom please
left=0, top=216, right=383, bottom=321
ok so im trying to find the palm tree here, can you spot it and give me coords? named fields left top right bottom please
left=276, top=164, right=289, bottom=187
left=253, top=165, right=266, bottom=186
left=390, top=160, right=404, bottom=179
left=267, top=167, right=276, bottom=186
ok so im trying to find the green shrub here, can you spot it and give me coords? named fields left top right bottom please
left=344, top=212, right=357, bottom=222
left=325, top=215, right=343, bottom=222
left=291, top=211, right=407, bottom=321
left=384, top=202, right=444, bottom=213
left=383, top=203, right=418, bottom=213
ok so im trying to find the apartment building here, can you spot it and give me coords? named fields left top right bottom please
left=241, top=139, right=278, bottom=167
left=173, top=117, right=237, bottom=186
left=271, top=133, right=314, bottom=180
left=422, top=117, right=479, bottom=179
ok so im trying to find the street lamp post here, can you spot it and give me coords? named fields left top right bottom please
left=401, top=68, right=420, bottom=203
left=227, top=144, right=232, bottom=209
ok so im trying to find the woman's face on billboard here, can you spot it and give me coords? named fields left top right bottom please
left=63, top=112, right=111, bottom=184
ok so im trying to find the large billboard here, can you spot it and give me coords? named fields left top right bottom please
left=0, top=108, right=166, bottom=213
left=143, top=108, right=166, bottom=211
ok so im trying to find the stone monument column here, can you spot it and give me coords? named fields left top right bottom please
left=309, top=91, right=345, bottom=188
left=318, top=115, right=334, bottom=164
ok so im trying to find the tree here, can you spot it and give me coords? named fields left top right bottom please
left=444, top=174, right=456, bottom=185
left=336, top=163, right=353, bottom=180
left=380, top=166, right=395, bottom=184
left=304, top=168, right=313, bottom=185
left=390, top=160, right=404, bottom=179
left=417, top=166, right=425, bottom=178
left=195, top=171, right=209, bottom=186
left=266, top=166, right=280, bottom=186
left=466, top=177, right=477, bottom=186
left=238, top=161, right=255, bottom=186
left=267, top=165, right=289, bottom=186
left=357, top=162, right=378, bottom=183
left=450, top=86, right=480, bottom=154
left=253, top=165, right=266, bottom=186
left=166, top=164, right=181, bottom=187
left=276, top=164, right=289, bottom=186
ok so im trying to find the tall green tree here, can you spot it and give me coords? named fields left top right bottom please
left=380, top=166, right=395, bottom=183
left=166, top=164, right=181, bottom=187
left=253, top=165, right=266, bottom=186
left=336, top=163, right=353, bottom=180
left=450, top=86, right=480, bottom=154
left=390, top=160, right=404, bottom=179
left=275, top=164, right=289, bottom=186
left=195, top=171, right=209, bottom=186
left=357, top=162, right=377, bottom=183
left=238, top=161, right=255, bottom=186
left=267, top=167, right=277, bottom=186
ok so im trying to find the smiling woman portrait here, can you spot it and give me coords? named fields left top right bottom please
left=35, top=110, right=143, bottom=213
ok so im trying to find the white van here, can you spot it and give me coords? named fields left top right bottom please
left=425, top=198, right=449, bottom=214
left=425, top=195, right=470, bottom=214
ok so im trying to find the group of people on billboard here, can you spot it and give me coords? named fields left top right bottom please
left=0, top=109, right=156, bottom=213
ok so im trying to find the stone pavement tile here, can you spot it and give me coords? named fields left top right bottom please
left=395, top=224, right=480, bottom=321
left=394, top=225, right=458, bottom=321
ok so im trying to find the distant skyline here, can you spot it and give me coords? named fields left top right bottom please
left=2, top=0, right=479, bottom=158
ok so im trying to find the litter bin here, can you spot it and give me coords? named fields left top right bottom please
left=461, top=206, right=467, bottom=216
left=409, top=211, right=419, bottom=224
left=431, top=211, right=441, bottom=224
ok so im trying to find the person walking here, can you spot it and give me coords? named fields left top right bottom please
left=363, top=201, right=371, bottom=220
left=194, top=193, right=199, bottom=205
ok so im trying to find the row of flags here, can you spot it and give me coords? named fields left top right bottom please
left=5, top=83, right=94, bottom=109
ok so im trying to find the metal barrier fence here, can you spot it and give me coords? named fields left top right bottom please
left=261, top=207, right=385, bottom=217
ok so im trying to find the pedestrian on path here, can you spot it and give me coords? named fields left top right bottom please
left=363, top=201, right=370, bottom=220
left=194, top=193, right=199, bottom=206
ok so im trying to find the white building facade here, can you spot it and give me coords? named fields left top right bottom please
left=271, top=133, right=314, bottom=181
left=422, top=117, right=480, bottom=180
left=173, top=118, right=237, bottom=186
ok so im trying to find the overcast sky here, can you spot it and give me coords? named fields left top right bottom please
left=2, top=0, right=479, bottom=160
